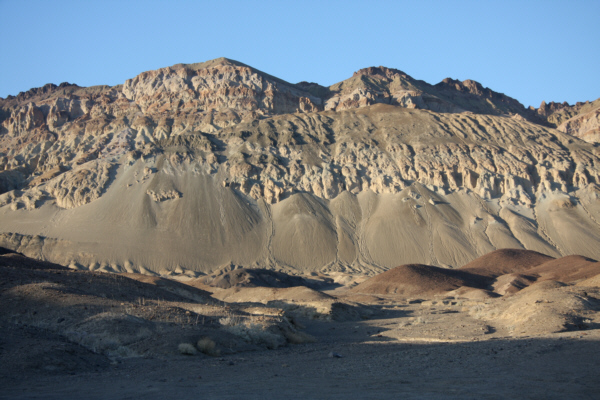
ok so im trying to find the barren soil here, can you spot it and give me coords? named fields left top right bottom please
left=1, top=249, right=600, bottom=399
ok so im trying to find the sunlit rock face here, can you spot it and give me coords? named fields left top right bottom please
left=1, top=58, right=599, bottom=274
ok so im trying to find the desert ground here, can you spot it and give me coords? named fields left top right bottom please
left=1, top=247, right=599, bottom=399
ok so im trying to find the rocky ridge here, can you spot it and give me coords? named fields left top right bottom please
left=324, top=67, right=546, bottom=121
left=534, top=98, right=600, bottom=143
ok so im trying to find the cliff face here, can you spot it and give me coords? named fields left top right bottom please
left=1, top=58, right=599, bottom=274
left=532, top=99, right=600, bottom=143
left=0, top=58, right=322, bottom=200
left=554, top=100, right=600, bottom=143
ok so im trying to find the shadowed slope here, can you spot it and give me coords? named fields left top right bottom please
left=201, top=268, right=310, bottom=289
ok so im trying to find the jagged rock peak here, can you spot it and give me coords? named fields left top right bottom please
left=5, top=82, right=80, bottom=103
left=165, top=57, right=302, bottom=90
left=126, top=57, right=298, bottom=91
left=120, top=56, right=324, bottom=123
left=172, top=57, right=252, bottom=71
left=2, top=58, right=598, bottom=143
left=352, top=66, right=410, bottom=80
left=535, top=100, right=573, bottom=118
left=436, top=77, right=504, bottom=99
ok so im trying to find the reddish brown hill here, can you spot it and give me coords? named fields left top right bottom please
left=526, top=255, right=599, bottom=283
left=460, top=249, right=554, bottom=278
left=350, top=264, right=487, bottom=297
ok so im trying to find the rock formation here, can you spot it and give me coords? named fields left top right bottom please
left=533, top=98, right=600, bottom=143
left=1, top=58, right=599, bottom=274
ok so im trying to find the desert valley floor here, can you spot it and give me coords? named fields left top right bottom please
left=1, top=248, right=599, bottom=399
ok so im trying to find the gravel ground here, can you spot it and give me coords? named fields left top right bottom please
left=2, top=316, right=599, bottom=400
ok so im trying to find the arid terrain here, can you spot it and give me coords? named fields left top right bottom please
left=1, top=58, right=600, bottom=399
left=1, top=247, right=599, bottom=399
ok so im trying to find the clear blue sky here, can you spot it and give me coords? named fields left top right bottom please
left=1, top=0, right=598, bottom=108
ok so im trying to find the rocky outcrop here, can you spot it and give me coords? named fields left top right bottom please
left=121, top=58, right=322, bottom=131
left=146, top=189, right=181, bottom=202
left=1, top=60, right=598, bottom=210
left=433, top=78, right=546, bottom=122
left=323, top=67, right=549, bottom=125
left=44, top=161, right=115, bottom=209
left=532, top=98, right=600, bottom=143
left=556, top=100, right=600, bottom=143
left=325, top=67, right=458, bottom=113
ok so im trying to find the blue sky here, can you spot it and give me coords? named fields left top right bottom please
left=1, top=0, right=598, bottom=108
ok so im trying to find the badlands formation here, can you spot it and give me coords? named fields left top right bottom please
left=1, top=58, right=600, bottom=398
left=1, top=57, right=600, bottom=275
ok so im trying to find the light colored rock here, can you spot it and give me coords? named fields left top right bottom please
left=146, top=189, right=182, bottom=202
left=558, top=106, right=600, bottom=143
left=0, top=59, right=599, bottom=274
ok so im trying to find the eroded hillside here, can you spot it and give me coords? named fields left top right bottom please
left=0, top=58, right=599, bottom=274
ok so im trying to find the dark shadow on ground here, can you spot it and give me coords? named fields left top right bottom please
left=2, top=335, right=599, bottom=400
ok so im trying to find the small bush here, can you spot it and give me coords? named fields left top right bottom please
left=219, top=316, right=241, bottom=326
left=178, top=343, right=197, bottom=355
left=196, top=337, right=220, bottom=356
left=107, top=345, right=137, bottom=358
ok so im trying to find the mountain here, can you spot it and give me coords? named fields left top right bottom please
left=324, top=66, right=545, bottom=122
left=0, top=58, right=599, bottom=275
